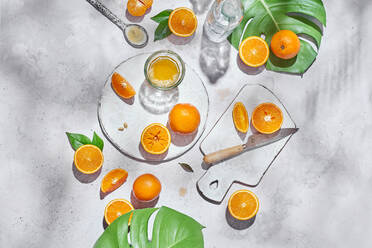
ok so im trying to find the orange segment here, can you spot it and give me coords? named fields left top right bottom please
left=111, top=72, right=136, bottom=99
left=232, top=102, right=249, bottom=133
left=168, top=103, right=200, bottom=134
left=168, top=7, right=197, bottom=37
left=127, top=0, right=147, bottom=17
left=133, top=173, right=161, bottom=201
left=104, top=199, right=134, bottom=225
left=252, top=102, right=283, bottom=134
left=239, top=36, right=269, bottom=67
left=228, top=190, right=259, bottom=220
left=101, top=168, right=128, bottom=194
left=74, top=144, right=103, bottom=174
left=140, top=123, right=171, bottom=155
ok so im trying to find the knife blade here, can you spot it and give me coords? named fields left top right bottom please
left=203, top=128, right=298, bottom=164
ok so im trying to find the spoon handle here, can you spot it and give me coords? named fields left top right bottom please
left=86, top=0, right=126, bottom=30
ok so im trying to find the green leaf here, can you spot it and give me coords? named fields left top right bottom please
left=179, top=163, right=194, bottom=173
left=151, top=9, right=172, bottom=23
left=154, top=20, right=172, bottom=41
left=92, top=132, right=104, bottom=151
left=229, top=0, right=326, bottom=74
left=94, top=207, right=205, bottom=248
left=66, top=132, right=91, bottom=150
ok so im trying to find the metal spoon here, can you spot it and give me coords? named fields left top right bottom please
left=86, top=0, right=148, bottom=48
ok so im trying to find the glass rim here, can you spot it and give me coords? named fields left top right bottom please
left=144, top=50, right=186, bottom=91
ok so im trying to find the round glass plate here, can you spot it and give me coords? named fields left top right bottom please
left=98, top=52, right=209, bottom=162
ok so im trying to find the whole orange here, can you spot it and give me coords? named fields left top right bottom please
left=168, top=103, right=200, bottom=134
left=270, top=30, right=301, bottom=59
left=133, top=174, right=161, bottom=201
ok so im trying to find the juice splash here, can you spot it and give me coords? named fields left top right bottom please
left=148, top=56, right=180, bottom=87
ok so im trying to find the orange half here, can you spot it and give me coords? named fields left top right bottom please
left=74, top=144, right=103, bottom=174
left=239, top=36, right=269, bottom=67
left=127, top=0, right=147, bottom=17
left=228, top=190, right=259, bottom=220
left=232, top=102, right=249, bottom=133
left=252, top=102, right=283, bottom=134
left=101, top=168, right=128, bottom=194
left=104, top=199, right=134, bottom=225
left=111, top=72, right=136, bottom=99
left=168, top=7, right=197, bottom=37
left=140, top=123, right=171, bottom=155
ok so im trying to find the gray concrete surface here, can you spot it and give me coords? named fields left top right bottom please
left=1, top=0, right=372, bottom=247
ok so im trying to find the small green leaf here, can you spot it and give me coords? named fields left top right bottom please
left=154, top=20, right=172, bottom=41
left=92, top=132, right=104, bottom=151
left=179, top=163, right=194, bottom=173
left=151, top=9, right=172, bottom=23
left=66, top=132, right=91, bottom=150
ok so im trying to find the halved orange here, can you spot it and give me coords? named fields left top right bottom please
left=111, top=72, right=136, bottom=99
left=251, top=102, right=283, bottom=134
left=228, top=190, right=259, bottom=220
left=74, top=144, right=103, bottom=174
left=232, top=102, right=249, bottom=133
left=127, top=0, right=147, bottom=17
left=168, top=7, right=197, bottom=37
left=104, top=199, right=134, bottom=225
left=101, top=168, right=128, bottom=194
left=140, top=123, right=171, bottom=155
left=239, top=36, right=269, bottom=67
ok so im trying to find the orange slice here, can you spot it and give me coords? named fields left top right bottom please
left=101, top=168, right=128, bottom=194
left=140, top=123, right=171, bottom=155
left=104, top=199, right=134, bottom=225
left=228, top=190, right=259, bottom=220
left=74, top=144, right=103, bottom=174
left=133, top=173, right=162, bottom=201
left=168, top=7, right=197, bottom=37
left=111, top=72, right=136, bottom=99
left=232, top=102, right=249, bottom=133
left=239, top=36, right=269, bottom=67
left=251, top=102, right=283, bottom=134
left=127, top=0, right=147, bottom=17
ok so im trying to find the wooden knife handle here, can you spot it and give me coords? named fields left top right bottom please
left=203, top=145, right=244, bottom=164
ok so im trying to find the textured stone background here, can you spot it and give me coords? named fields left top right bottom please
left=1, top=0, right=372, bottom=247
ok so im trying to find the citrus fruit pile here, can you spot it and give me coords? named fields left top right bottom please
left=232, top=101, right=283, bottom=134
left=239, top=30, right=301, bottom=68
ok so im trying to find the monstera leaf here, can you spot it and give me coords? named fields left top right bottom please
left=229, top=0, right=326, bottom=74
left=94, top=206, right=205, bottom=248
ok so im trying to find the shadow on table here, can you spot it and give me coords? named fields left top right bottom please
left=167, top=33, right=195, bottom=45
left=199, top=29, right=231, bottom=84
left=226, top=208, right=256, bottom=230
left=236, top=54, right=265, bottom=75
left=72, top=162, right=101, bottom=184
left=167, top=122, right=197, bottom=147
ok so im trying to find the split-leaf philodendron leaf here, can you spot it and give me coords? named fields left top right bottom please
left=229, top=0, right=326, bottom=74
left=94, top=206, right=205, bottom=248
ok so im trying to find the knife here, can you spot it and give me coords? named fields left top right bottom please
left=203, top=128, right=298, bottom=164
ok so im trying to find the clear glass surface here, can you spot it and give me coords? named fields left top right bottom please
left=98, top=53, right=209, bottom=162
left=204, top=0, right=243, bottom=42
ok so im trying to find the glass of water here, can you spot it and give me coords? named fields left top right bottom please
left=204, top=0, right=244, bottom=43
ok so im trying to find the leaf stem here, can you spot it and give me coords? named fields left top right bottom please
left=258, top=0, right=280, bottom=31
